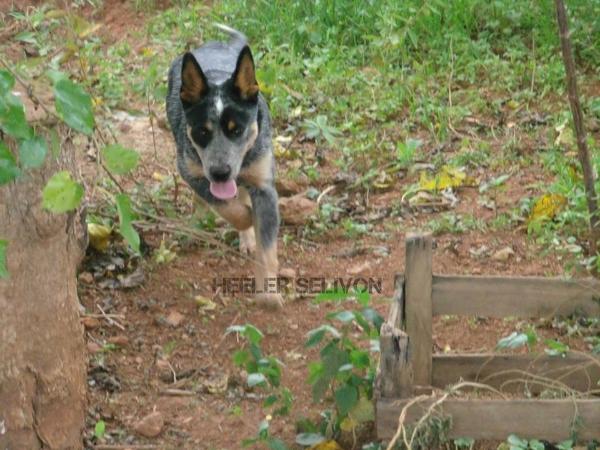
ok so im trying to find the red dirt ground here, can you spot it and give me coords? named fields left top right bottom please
left=2, top=2, right=597, bottom=449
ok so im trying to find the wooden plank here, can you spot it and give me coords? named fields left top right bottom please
left=389, top=275, right=404, bottom=329
left=376, top=398, right=600, bottom=441
left=376, top=322, right=413, bottom=399
left=432, top=353, right=600, bottom=394
left=405, top=232, right=433, bottom=387
left=432, top=275, right=600, bottom=318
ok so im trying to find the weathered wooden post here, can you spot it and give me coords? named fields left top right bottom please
left=404, top=232, right=433, bottom=388
left=376, top=275, right=413, bottom=399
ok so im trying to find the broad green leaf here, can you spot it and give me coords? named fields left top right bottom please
left=54, top=78, right=94, bottom=135
left=244, top=324, right=264, bottom=345
left=362, top=307, right=384, bottom=330
left=94, top=420, right=106, bottom=439
left=42, top=171, right=84, bottom=213
left=115, top=193, right=140, bottom=253
left=557, top=440, right=573, bottom=450
left=0, top=93, right=33, bottom=139
left=19, top=136, right=47, bottom=169
left=101, top=144, right=139, bottom=175
left=247, top=372, right=267, bottom=387
left=295, top=433, right=325, bottom=446
left=506, top=434, right=528, bottom=449
left=305, top=325, right=340, bottom=348
left=454, top=438, right=475, bottom=448
left=334, top=384, right=358, bottom=417
left=232, top=349, right=250, bottom=367
left=263, top=394, right=278, bottom=408
left=330, top=310, right=354, bottom=322
left=314, top=287, right=351, bottom=303
left=267, top=438, right=288, bottom=450
left=0, top=239, right=8, bottom=279
left=46, top=69, right=68, bottom=85
left=0, top=142, right=20, bottom=184
left=0, top=69, right=15, bottom=94
left=529, top=440, right=545, bottom=450
left=350, top=350, right=370, bottom=369
left=496, top=332, right=529, bottom=350
left=545, top=339, right=569, bottom=356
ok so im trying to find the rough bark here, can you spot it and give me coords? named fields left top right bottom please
left=0, top=124, right=87, bottom=449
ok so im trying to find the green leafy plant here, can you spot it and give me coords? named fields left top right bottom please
left=94, top=420, right=106, bottom=440
left=242, top=419, right=288, bottom=450
left=226, top=324, right=292, bottom=447
left=301, top=115, right=341, bottom=145
left=305, top=288, right=383, bottom=438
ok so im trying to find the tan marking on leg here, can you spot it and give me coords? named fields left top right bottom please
left=239, top=149, right=273, bottom=189
left=252, top=212, right=282, bottom=310
left=239, top=227, right=256, bottom=254
left=212, top=186, right=253, bottom=231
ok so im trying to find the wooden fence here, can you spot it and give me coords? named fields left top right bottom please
left=375, top=232, right=600, bottom=442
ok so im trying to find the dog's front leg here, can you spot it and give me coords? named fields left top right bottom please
left=248, top=184, right=283, bottom=309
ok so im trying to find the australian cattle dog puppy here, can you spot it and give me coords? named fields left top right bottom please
left=166, top=25, right=282, bottom=309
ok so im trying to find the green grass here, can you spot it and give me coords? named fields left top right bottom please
left=4, top=0, right=600, bottom=265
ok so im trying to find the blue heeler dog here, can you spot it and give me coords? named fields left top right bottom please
left=166, top=26, right=283, bottom=309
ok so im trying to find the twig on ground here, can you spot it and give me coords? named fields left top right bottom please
left=96, top=305, right=126, bottom=330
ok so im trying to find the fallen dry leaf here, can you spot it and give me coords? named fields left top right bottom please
left=528, top=193, right=567, bottom=223
left=492, top=246, right=515, bottom=261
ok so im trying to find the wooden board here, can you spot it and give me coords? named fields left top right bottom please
left=432, top=353, right=600, bottom=393
left=432, top=275, right=600, bottom=318
left=405, top=233, right=433, bottom=387
left=376, top=398, right=600, bottom=441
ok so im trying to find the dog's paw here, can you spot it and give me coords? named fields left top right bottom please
left=253, top=293, right=284, bottom=310
left=239, top=228, right=256, bottom=255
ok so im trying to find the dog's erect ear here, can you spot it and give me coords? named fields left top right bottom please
left=232, top=46, right=259, bottom=101
left=180, top=52, right=208, bottom=105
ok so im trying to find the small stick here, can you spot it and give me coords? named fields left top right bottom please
left=96, top=305, right=125, bottom=331
left=94, top=446, right=160, bottom=450
left=83, top=313, right=125, bottom=319
left=555, top=0, right=600, bottom=254
left=160, top=388, right=196, bottom=397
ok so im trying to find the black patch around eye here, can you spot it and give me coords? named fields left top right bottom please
left=191, top=126, right=212, bottom=148
left=221, top=109, right=249, bottom=139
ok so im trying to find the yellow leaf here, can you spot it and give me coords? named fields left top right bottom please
left=419, top=166, right=474, bottom=191
left=273, top=141, right=299, bottom=160
left=340, top=416, right=358, bottom=432
left=528, top=193, right=567, bottom=223
left=87, top=223, right=112, bottom=252
left=152, top=172, right=166, bottom=182
left=78, top=23, right=102, bottom=39
left=309, top=440, right=344, bottom=450
left=140, top=47, right=155, bottom=58
left=195, top=295, right=217, bottom=313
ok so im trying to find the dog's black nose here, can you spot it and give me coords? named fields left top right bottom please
left=209, top=165, right=232, bottom=182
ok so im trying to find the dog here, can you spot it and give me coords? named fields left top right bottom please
left=166, top=25, right=283, bottom=309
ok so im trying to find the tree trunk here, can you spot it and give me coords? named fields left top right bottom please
left=0, top=125, right=87, bottom=449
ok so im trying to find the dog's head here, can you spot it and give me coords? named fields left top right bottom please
left=180, top=46, right=260, bottom=200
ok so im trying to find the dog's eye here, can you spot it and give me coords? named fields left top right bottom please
left=191, top=125, right=212, bottom=147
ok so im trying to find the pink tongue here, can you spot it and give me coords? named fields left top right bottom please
left=210, top=179, right=237, bottom=200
